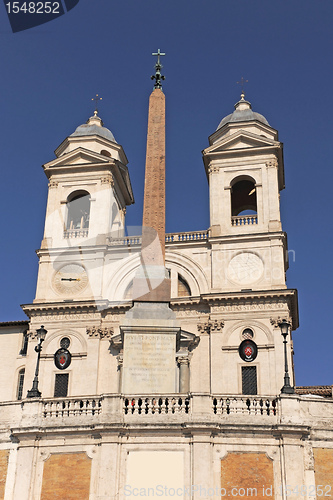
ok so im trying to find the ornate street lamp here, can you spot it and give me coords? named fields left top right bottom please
left=27, top=325, right=47, bottom=398
left=279, top=320, right=295, bottom=394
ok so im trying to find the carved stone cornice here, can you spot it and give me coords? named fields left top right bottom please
left=86, top=326, right=114, bottom=339
left=21, top=301, right=106, bottom=321
left=201, top=289, right=298, bottom=330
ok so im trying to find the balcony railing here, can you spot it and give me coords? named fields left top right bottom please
left=213, top=396, right=278, bottom=416
left=231, top=215, right=258, bottom=226
left=165, top=231, right=208, bottom=243
left=43, top=397, right=102, bottom=418
left=124, top=396, right=190, bottom=415
left=107, top=230, right=208, bottom=247
left=64, top=228, right=89, bottom=238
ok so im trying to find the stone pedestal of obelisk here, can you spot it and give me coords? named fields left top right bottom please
left=121, top=53, right=180, bottom=395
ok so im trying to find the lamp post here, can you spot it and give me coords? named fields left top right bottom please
left=279, top=320, right=295, bottom=394
left=27, top=325, right=47, bottom=398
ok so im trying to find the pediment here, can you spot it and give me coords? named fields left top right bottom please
left=205, top=130, right=278, bottom=154
left=44, top=148, right=111, bottom=169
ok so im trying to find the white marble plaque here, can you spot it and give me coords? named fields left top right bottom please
left=122, top=332, right=176, bottom=394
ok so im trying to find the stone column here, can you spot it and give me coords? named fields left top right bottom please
left=178, top=355, right=190, bottom=393
left=117, top=352, right=123, bottom=393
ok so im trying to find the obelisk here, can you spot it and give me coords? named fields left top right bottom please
left=121, top=51, right=180, bottom=395
left=132, top=49, right=171, bottom=301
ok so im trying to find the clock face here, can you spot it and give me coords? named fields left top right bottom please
left=227, top=252, right=264, bottom=285
left=53, top=264, right=88, bottom=295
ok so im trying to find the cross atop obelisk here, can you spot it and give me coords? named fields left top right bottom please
left=132, top=50, right=170, bottom=301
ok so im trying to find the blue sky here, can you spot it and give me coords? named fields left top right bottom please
left=0, top=0, right=332, bottom=386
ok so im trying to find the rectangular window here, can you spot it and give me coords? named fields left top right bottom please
left=19, top=332, right=28, bottom=356
left=17, top=369, right=25, bottom=400
left=54, top=373, right=69, bottom=398
left=242, top=366, right=257, bottom=395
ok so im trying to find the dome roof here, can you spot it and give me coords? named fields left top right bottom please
left=71, top=112, right=117, bottom=143
left=217, top=94, right=269, bottom=130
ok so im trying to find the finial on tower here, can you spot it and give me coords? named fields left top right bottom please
left=236, top=77, right=248, bottom=99
left=151, top=49, right=166, bottom=90
left=92, top=94, right=102, bottom=115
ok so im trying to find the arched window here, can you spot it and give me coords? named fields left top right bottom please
left=100, top=149, right=111, bottom=157
left=177, top=275, right=191, bottom=297
left=66, top=190, right=90, bottom=236
left=17, top=368, right=25, bottom=400
left=231, top=177, right=257, bottom=226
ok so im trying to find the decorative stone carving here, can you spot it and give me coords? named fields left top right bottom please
left=270, top=316, right=290, bottom=328
left=48, top=180, right=58, bottom=188
left=27, top=330, right=38, bottom=340
left=101, top=176, right=114, bottom=186
left=117, top=352, right=123, bottom=367
left=266, top=160, right=278, bottom=169
left=197, top=322, right=211, bottom=333
left=86, top=326, right=114, bottom=339
left=207, top=165, right=220, bottom=174
left=197, top=320, right=224, bottom=333
left=211, top=320, right=224, bottom=331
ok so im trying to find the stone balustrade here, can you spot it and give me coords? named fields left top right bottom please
left=165, top=231, right=208, bottom=243
left=107, top=235, right=142, bottom=246
left=107, top=230, right=208, bottom=247
left=63, top=228, right=89, bottom=238
left=213, top=395, right=278, bottom=416
left=43, top=397, right=102, bottom=418
left=123, top=396, right=190, bottom=415
left=231, top=215, right=258, bottom=226
left=12, top=393, right=333, bottom=437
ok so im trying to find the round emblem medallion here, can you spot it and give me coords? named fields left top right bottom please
left=54, top=348, right=72, bottom=370
left=239, top=339, right=258, bottom=362
left=227, top=252, right=264, bottom=285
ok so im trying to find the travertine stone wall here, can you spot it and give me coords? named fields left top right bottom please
left=0, top=450, right=9, bottom=498
left=41, top=453, right=91, bottom=500
left=313, top=449, right=333, bottom=494
left=221, top=452, right=274, bottom=498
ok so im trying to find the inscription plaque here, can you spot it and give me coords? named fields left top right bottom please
left=122, top=332, right=176, bottom=394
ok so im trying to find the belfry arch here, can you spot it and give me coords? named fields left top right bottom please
left=230, top=176, right=257, bottom=216
left=66, top=190, right=91, bottom=233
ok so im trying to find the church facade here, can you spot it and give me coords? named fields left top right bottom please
left=0, top=71, right=332, bottom=499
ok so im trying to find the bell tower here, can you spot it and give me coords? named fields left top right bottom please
left=202, top=92, right=287, bottom=293
left=34, top=110, right=134, bottom=304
